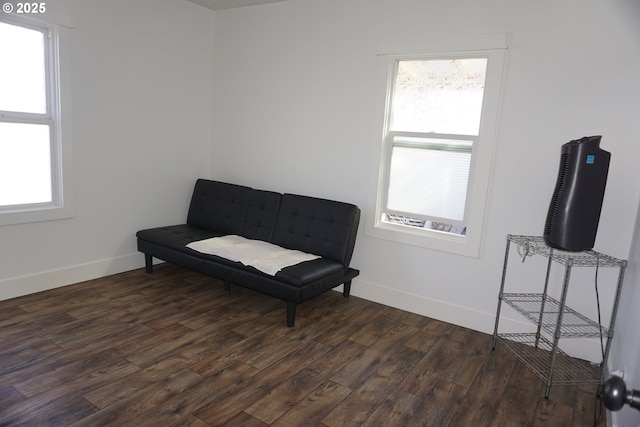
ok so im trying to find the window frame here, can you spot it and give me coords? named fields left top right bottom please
left=366, top=34, right=507, bottom=257
left=0, top=13, right=73, bottom=226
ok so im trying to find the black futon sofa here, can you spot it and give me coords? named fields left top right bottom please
left=136, top=179, right=360, bottom=326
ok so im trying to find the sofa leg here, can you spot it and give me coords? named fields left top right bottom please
left=144, top=254, right=153, bottom=273
left=343, top=280, right=352, bottom=297
left=224, top=282, right=231, bottom=292
left=286, top=301, right=296, bottom=327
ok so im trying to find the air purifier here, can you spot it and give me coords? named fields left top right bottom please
left=543, top=135, right=610, bottom=251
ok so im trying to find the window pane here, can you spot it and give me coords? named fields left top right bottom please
left=382, top=213, right=467, bottom=236
left=386, top=138, right=472, bottom=221
left=0, top=22, right=47, bottom=114
left=390, top=58, right=487, bottom=135
left=0, top=123, right=52, bottom=206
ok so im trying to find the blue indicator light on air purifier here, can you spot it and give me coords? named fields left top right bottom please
left=586, top=155, right=595, bottom=164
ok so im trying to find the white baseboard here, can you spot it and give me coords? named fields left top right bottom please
left=0, top=253, right=145, bottom=301
left=347, top=277, right=605, bottom=363
left=347, top=277, right=498, bottom=334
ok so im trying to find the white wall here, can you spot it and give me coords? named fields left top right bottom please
left=210, top=0, right=640, bottom=362
left=0, top=0, right=214, bottom=299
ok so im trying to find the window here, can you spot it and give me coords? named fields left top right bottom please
left=0, top=14, right=73, bottom=225
left=367, top=35, right=507, bottom=256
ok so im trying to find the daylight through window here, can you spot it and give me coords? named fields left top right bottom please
left=0, top=17, right=59, bottom=209
left=380, top=57, right=488, bottom=236
left=368, top=34, right=506, bottom=256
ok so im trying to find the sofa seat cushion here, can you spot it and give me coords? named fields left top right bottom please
left=137, top=225, right=347, bottom=288
left=186, top=235, right=320, bottom=276
left=137, top=225, right=222, bottom=252
left=275, top=258, right=345, bottom=287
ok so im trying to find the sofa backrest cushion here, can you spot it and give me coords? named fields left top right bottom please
left=243, top=189, right=281, bottom=241
left=186, top=180, right=360, bottom=267
left=187, top=180, right=251, bottom=235
left=271, top=194, right=360, bottom=267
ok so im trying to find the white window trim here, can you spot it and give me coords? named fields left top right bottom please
left=0, top=12, right=73, bottom=226
left=365, top=33, right=508, bottom=257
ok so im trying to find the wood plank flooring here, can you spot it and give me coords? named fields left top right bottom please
left=0, top=263, right=606, bottom=426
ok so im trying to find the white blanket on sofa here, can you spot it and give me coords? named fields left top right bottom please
left=186, top=235, right=320, bottom=276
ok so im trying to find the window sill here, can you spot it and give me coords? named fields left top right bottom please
left=0, top=204, right=74, bottom=226
left=364, top=215, right=481, bottom=258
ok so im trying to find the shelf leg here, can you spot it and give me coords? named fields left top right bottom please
left=492, top=236, right=512, bottom=350
left=535, top=249, right=554, bottom=348
left=545, top=258, right=573, bottom=399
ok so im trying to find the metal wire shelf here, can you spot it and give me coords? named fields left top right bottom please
left=508, top=235, right=626, bottom=268
left=492, top=235, right=627, bottom=397
left=502, top=293, right=608, bottom=338
left=496, top=333, right=602, bottom=385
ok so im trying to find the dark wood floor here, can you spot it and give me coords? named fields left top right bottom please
left=0, top=263, right=606, bottom=426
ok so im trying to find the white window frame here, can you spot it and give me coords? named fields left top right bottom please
left=366, top=34, right=508, bottom=257
left=0, top=12, right=73, bottom=226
